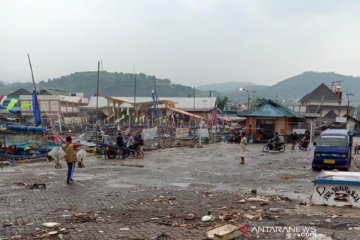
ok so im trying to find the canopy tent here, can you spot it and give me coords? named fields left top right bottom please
left=106, top=96, right=176, bottom=110
left=106, top=96, right=205, bottom=123
left=166, top=106, right=204, bottom=120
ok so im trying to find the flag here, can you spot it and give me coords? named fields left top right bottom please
left=152, top=89, right=158, bottom=116
left=0, top=96, right=7, bottom=105
left=21, top=102, right=32, bottom=109
left=32, top=90, right=42, bottom=126
left=7, top=99, right=18, bottom=110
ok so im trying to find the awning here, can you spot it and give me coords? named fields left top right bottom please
left=166, top=106, right=204, bottom=120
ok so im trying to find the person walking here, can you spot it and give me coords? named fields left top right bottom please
left=240, top=132, right=247, bottom=164
left=290, top=131, right=298, bottom=151
left=62, top=136, right=78, bottom=184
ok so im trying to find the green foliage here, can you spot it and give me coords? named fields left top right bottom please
left=216, top=96, right=229, bottom=111
left=251, top=97, right=267, bottom=108
left=0, top=71, right=210, bottom=97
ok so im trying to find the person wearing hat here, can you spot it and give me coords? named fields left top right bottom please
left=62, top=136, right=78, bottom=184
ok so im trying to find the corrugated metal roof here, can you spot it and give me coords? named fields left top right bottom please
left=238, top=100, right=300, bottom=118
left=80, top=96, right=217, bottom=111
left=299, top=83, right=339, bottom=102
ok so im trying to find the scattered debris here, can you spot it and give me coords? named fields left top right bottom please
left=243, top=214, right=256, bottom=220
left=205, top=224, right=242, bottom=240
left=218, top=212, right=235, bottom=221
left=9, top=235, right=22, bottom=239
left=3, top=221, right=13, bottom=227
left=306, top=234, right=333, bottom=240
left=42, top=222, right=60, bottom=228
left=157, top=233, right=171, bottom=240
left=269, top=208, right=280, bottom=212
left=47, top=231, right=58, bottom=236
left=185, top=212, right=197, bottom=221
left=201, top=212, right=215, bottom=222
left=26, top=183, right=47, bottom=190
left=119, top=227, right=130, bottom=231
left=70, top=212, right=96, bottom=223
left=247, top=196, right=268, bottom=202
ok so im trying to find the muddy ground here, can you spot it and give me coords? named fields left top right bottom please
left=1, top=141, right=360, bottom=240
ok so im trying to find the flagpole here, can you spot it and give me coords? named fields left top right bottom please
left=27, top=54, right=46, bottom=144
left=95, top=61, right=100, bottom=152
left=133, top=65, right=137, bottom=127
left=28, top=54, right=37, bottom=93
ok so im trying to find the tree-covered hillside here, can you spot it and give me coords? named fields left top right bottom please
left=0, top=71, right=208, bottom=98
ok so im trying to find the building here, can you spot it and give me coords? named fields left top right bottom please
left=238, top=99, right=303, bottom=141
left=298, top=82, right=350, bottom=117
left=19, top=92, right=87, bottom=125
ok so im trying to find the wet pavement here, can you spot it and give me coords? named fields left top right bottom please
left=1, top=141, right=360, bottom=239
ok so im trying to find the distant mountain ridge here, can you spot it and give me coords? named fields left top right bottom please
left=199, top=81, right=257, bottom=92
left=225, top=71, right=360, bottom=105
left=0, top=71, right=359, bottom=105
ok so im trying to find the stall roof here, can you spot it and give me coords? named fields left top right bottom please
left=238, top=99, right=301, bottom=118
left=106, top=97, right=216, bottom=111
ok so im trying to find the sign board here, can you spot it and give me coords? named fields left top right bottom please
left=197, top=128, right=209, bottom=138
left=311, top=171, right=360, bottom=208
left=336, top=117, right=347, bottom=123
left=292, top=128, right=305, bottom=134
left=143, top=127, right=158, bottom=140
left=176, top=128, right=189, bottom=139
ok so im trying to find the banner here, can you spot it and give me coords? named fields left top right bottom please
left=6, top=99, right=18, bottom=110
left=0, top=96, right=7, bottom=105
left=143, top=127, right=158, bottom=140
left=197, top=128, right=209, bottom=138
left=32, top=90, right=42, bottom=126
left=176, top=128, right=189, bottom=139
left=21, top=101, right=32, bottom=109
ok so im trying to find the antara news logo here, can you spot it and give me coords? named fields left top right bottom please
left=236, top=224, right=317, bottom=239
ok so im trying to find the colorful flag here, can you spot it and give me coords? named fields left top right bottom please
left=152, top=89, right=158, bottom=116
left=7, top=99, right=18, bottom=110
left=0, top=96, right=7, bottom=105
left=21, top=102, right=32, bottom=109
left=32, top=90, right=42, bottom=126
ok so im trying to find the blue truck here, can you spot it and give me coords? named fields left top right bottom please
left=312, top=129, right=353, bottom=171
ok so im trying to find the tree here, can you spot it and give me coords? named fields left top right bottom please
left=251, top=98, right=267, bottom=108
left=216, top=96, right=229, bottom=112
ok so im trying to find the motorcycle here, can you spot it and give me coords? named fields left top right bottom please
left=298, top=137, right=310, bottom=151
left=263, top=140, right=285, bottom=152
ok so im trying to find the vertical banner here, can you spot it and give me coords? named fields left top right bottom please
left=32, top=90, right=42, bottom=126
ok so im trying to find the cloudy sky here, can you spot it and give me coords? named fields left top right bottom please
left=1, top=0, right=360, bottom=86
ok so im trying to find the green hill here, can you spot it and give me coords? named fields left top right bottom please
left=0, top=71, right=209, bottom=98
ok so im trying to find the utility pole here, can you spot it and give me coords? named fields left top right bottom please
left=346, top=93, right=354, bottom=116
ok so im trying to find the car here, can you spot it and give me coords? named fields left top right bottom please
left=312, top=129, right=353, bottom=171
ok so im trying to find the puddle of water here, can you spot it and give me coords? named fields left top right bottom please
left=74, top=173, right=97, bottom=181
left=168, top=182, right=191, bottom=188
left=0, top=168, right=21, bottom=173
left=106, top=179, right=136, bottom=188
left=108, top=183, right=136, bottom=188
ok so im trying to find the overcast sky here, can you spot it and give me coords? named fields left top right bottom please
left=1, top=0, right=360, bottom=86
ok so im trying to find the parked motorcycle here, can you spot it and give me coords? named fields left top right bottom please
left=298, top=138, right=310, bottom=151
left=263, top=140, right=285, bottom=152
